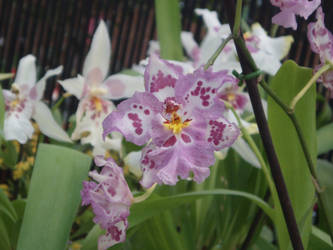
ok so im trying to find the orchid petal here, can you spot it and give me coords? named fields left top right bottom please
left=307, top=7, right=333, bottom=63
left=2, top=89, right=16, bottom=102
left=144, top=54, right=184, bottom=102
left=195, top=8, right=222, bottom=32
left=103, top=73, right=145, bottom=99
left=252, top=23, right=294, bottom=60
left=58, top=75, right=85, bottom=99
left=83, top=20, right=111, bottom=80
left=181, top=32, right=201, bottom=63
left=231, top=138, right=261, bottom=168
left=147, top=40, right=160, bottom=56
left=124, top=151, right=143, bottom=178
left=32, top=65, right=63, bottom=101
left=4, top=110, right=34, bottom=144
left=140, top=140, right=214, bottom=188
left=252, top=51, right=282, bottom=75
left=33, top=101, right=71, bottom=142
left=14, top=54, right=36, bottom=88
left=176, top=67, right=232, bottom=112
left=98, top=220, right=127, bottom=250
left=103, top=92, right=163, bottom=146
left=206, top=116, right=240, bottom=151
left=272, top=10, right=297, bottom=30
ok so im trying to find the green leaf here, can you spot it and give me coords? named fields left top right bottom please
left=0, top=188, right=17, bottom=222
left=308, top=226, right=333, bottom=250
left=317, top=123, right=333, bottom=155
left=0, top=85, right=4, bottom=133
left=154, top=0, right=184, bottom=60
left=82, top=189, right=271, bottom=250
left=268, top=60, right=316, bottom=249
left=129, top=211, right=185, bottom=250
left=317, top=159, right=333, bottom=235
left=16, top=144, right=91, bottom=250
left=129, top=189, right=273, bottom=228
left=81, top=224, right=103, bottom=250
left=0, top=217, right=11, bottom=250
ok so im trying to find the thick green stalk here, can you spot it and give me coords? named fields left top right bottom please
left=233, top=0, right=243, bottom=35
left=154, top=0, right=183, bottom=60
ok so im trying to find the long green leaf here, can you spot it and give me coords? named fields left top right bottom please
left=268, top=60, right=316, bottom=249
left=129, top=189, right=273, bottom=228
left=154, top=0, right=184, bottom=60
left=0, top=85, right=5, bottom=141
left=308, top=226, right=333, bottom=250
left=317, top=159, right=333, bottom=236
left=317, top=123, right=333, bottom=155
left=17, top=144, right=91, bottom=250
left=129, top=211, right=185, bottom=250
left=0, top=217, right=11, bottom=250
left=0, top=188, right=17, bottom=222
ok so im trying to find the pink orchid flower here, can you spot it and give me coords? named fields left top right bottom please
left=103, top=55, right=239, bottom=188
left=59, top=20, right=144, bottom=155
left=2, top=54, right=70, bottom=144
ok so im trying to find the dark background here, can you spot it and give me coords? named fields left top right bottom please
left=1, top=0, right=332, bottom=116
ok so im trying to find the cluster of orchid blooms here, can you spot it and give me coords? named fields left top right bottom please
left=2, top=0, right=333, bottom=248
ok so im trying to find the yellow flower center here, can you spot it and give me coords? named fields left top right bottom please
left=227, top=93, right=236, bottom=102
left=10, top=99, right=20, bottom=108
left=92, top=96, right=103, bottom=112
left=243, top=32, right=251, bottom=40
left=163, top=112, right=190, bottom=134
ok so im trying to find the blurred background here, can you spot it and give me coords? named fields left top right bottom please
left=0, top=0, right=332, bottom=117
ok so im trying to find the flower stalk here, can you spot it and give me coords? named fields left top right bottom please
left=133, top=183, right=157, bottom=203
left=204, top=34, right=233, bottom=70
left=290, top=63, right=332, bottom=110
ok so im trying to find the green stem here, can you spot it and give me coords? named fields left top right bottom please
left=226, top=102, right=277, bottom=203
left=204, top=34, right=233, bottom=70
left=132, top=183, right=157, bottom=203
left=52, top=93, right=71, bottom=111
left=233, top=0, right=243, bottom=35
left=290, top=63, right=332, bottom=110
left=259, top=80, right=293, bottom=114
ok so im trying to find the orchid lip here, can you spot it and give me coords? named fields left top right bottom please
left=163, top=112, right=191, bottom=134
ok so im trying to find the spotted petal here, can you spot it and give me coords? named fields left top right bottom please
left=103, top=92, right=163, bottom=146
left=176, top=67, right=232, bottom=113
left=206, top=116, right=240, bottom=151
left=140, top=140, right=215, bottom=188
left=4, top=101, right=34, bottom=144
left=144, top=54, right=184, bottom=102
left=307, top=7, right=333, bottom=63
left=98, top=220, right=128, bottom=250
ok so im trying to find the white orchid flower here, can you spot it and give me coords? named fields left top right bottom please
left=59, top=20, right=144, bottom=155
left=2, top=54, right=70, bottom=144
left=182, top=8, right=293, bottom=75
